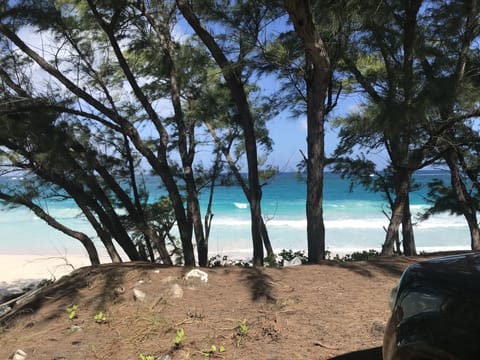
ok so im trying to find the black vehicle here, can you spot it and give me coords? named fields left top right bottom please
left=383, top=252, right=480, bottom=360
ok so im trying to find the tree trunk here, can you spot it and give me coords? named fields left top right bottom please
left=401, top=193, right=416, bottom=255
left=186, top=178, right=207, bottom=266
left=446, top=150, right=480, bottom=250
left=76, top=182, right=143, bottom=261
left=177, top=0, right=266, bottom=266
left=204, top=152, right=222, bottom=245
left=382, top=168, right=411, bottom=255
left=249, top=191, right=265, bottom=266
left=283, top=0, right=331, bottom=263
left=79, top=204, right=123, bottom=263
left=260, top=218, right=274, bottom=259
left=35, top=166, right=142, bottom=261
left=159, top=168, right=195, bottom=265
left=143, top=228, right=173, bottom=265
left=159, top=20, right=206, bottom=267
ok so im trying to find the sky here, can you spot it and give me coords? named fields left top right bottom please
left=264, top=95, right=389, bottom=172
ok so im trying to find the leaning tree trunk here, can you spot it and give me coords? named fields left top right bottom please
left=446, top=151, right=480, bottom=250
left=401, top=193, right=416, bottom=255
left=0, top=194, right=101, bottom=266
left=206, top=123, right=274, bottom=262
left=177, top=0, right=266, bottom=266
left=382, top=168, right=411, bottom=255
left=260, top=218, right=275, bottom=259
left=283, top=0, right=331, bottom=263
left=80, top=204, right=123, bottom=263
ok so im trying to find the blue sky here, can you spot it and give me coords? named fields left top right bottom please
left=266, top=95, right=389, bottom=172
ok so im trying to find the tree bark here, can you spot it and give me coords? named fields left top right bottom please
left=446, top=150, right=480, bottom=250
left=382, top=168, right=411, bottom=255
left=80, top=205, right=123, bottom=263
left=401, top=193, right=416, bottom=255
left=283, top=0, right=331, bottom=262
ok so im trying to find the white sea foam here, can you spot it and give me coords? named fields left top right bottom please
left=212, top=216, right=468, bottom=230
left=233, top=202, right=248, bottom=209
left=410, top=204, right=428, bottom=210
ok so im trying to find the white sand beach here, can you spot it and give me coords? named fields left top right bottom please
left=0, top=254, right=108, bottom=291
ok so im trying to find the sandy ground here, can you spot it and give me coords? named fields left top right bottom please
left=0, top=255, right=92, bottom=282
left=0, top=253, right=448, bottom=360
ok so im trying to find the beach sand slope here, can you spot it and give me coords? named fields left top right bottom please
left=0, top=255, right=443, bottom=360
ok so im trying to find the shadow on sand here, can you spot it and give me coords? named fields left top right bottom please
left=329, top=346, right=382, bottom=360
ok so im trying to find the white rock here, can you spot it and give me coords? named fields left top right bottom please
left=133, top=288, right=146, bottom=302
left=12, top=349, right=27, bottom=360
left=283, top=257, right=303, bottom=267
left=184, top=269, right=208, bottom=282
left=169, top=284, right=183, bottom=299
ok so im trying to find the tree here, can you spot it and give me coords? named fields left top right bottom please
left=0, top=0, right=237, bottom=266
left=177, top=0, right=277, bottom=266
left=421, top=125, right=480, bottom=250
left=0, top=98, right=145, bottom=261
left=281, top=0, right=333, bottom=262
left=337, top=0, right=480, bottom=255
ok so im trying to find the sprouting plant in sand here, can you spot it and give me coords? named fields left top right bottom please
left=139, top=354, right=155, bottom=360
left=172, top=328, right=185, bottom=349
left=238, top=321, right=248, bottom=337
left=66, top=304, right=78, bottom=320
left=93, top=311, right=107, bottom=324
left=234, top=320, right=248, bottom=346
left=202, top=344, right=226, bottom=357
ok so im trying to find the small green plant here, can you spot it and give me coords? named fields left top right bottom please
left=239, top=322, right=248, bottom=336
left=264, top=253, right=278, bottom=267
left=139, top=354, right=155, bottom=360
left=202, top=344, right=226, bottom=357
left=172, top=328, right=185, bottom=348
left=334, top=249, right=380, bottom=262
left=66, top=304, right=78, bottom=320
left=93, top=311, right=108, bottom=324
left=234, top=320, right=248, bottom=346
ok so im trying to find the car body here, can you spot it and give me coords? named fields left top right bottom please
left=383, top=252, right=480, bottom=360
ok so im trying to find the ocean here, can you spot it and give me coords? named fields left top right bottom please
left=0, top=170, right=471, bottom=260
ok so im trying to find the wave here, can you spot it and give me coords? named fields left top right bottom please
left=233, top=202, right=248, bottom=209
left=212, top=216, right=469, bottom=229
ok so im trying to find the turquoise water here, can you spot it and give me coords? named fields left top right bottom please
left=0, top=171, right=471, bottom=258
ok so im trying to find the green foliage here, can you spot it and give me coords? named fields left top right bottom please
left=66, top=305, right=78, bottom=320
left=234, top=320, right=248, bottom=346
left=139, top=354, right=155, bottom=360
left=277, top=249, right=308, bottom=265
left=420, top=177, right=479, bottom=221
left=238, top=322, right=248, bottom=336
left=93, top=311, right=107, bottom=324
left=264, top=252, right=277, bottom=267
left=333, top=249, right=380, bottom=262
left=202, top=344, right=226, bottom=357
left=207, top=254, right=252, bottom=268
left=172, top=328, right=185, bottom=348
